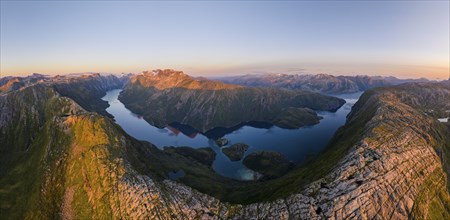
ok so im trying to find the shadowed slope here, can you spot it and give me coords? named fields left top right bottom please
left=120, top=69, right=345, bottom=132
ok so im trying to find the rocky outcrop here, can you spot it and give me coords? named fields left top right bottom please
left=215, top=137, right=228, bottom=147
left=119, top=69, right=345, bottom=132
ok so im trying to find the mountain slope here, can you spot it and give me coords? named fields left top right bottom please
left=217, top=73, right=430, bottom=94
left=119, top=69, right=345, bottom=132
left=52, top=73, right=128, bottom=117
left=0, top=84, right=85, bottom=219
left=0, top=73, right=48, bottom=93
left=0, top=83, right=220, bottom=219
left=0, top=77, right=449, bottom=219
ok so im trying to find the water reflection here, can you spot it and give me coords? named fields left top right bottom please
left=102, top=89, right=362, bottom=180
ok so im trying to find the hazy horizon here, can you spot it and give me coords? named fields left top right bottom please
left=1, top=1, right=449, bottom=79
left=0, top=69, right=443, bottom=81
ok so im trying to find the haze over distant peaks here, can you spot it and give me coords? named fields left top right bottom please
left=217, top=73, right=431, bottom=94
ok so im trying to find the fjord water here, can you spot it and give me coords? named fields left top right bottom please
left=102, top=89, right=362, bottom=180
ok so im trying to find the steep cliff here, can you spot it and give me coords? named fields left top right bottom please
left=52, top=73, right=128, bottom=117
left=119, top=69, right=345, bottom=132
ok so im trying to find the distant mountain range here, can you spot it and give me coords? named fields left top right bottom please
left=0, top=73, right=48, bottom=93
left=1, top=72, right=430, bottom=95
left=216, top=73, right=430, bottom=94
left=0, top=73, right=128, bottom=116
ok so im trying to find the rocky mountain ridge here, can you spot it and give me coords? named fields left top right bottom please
left=0, top=73, right=49, bottom=93
left=132, top=69, right=240, bottom=90
left=217, top=73, right=430, bottom=94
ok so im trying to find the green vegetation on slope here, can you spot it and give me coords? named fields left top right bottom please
left=242, top=151, right=294, bottom=179
left=410, top=169, right=450, bottom=220
left=0, top=85, right=78, bottom=219
left=119, top=69, right=345, bottom=132
left=222, top=143, right=249, bottom=161
left=163, top=146, right=216, bottom=166
left=272, top=107, right=322, bottom=129
left=0, top=84, right=233, bottom=218
left=52, top=74, right=125, bottom=117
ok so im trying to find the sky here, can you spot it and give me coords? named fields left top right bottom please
left=1, top=1, right=449, bottom=79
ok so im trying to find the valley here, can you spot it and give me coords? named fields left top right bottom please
left=118, top=70, right=345, bottom=132
left=102, top=86, right=361, bottom=180
left=2, top=1, right=448, bottom=218
left=0, top=72, right=449, bottom=219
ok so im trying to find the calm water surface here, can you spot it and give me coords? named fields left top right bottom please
left=102, top=89, right=362, bottom=180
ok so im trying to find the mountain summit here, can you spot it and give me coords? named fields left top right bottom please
left=132, top=69, right=240, bottom=90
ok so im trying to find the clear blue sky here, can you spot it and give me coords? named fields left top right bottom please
left=1, top=1, right=449, bottom=79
